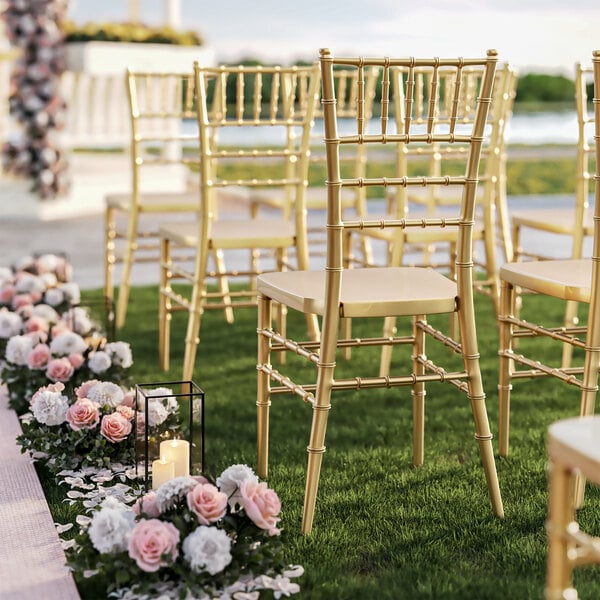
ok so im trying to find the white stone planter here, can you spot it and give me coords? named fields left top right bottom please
left=65, top=41, right=215, bottom=74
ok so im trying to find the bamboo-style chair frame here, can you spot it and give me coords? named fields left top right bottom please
left=256, top=48, right=504, bottom=534
left=158, top=61, right=321, bottom=381
left=546, top=416, right=600, bottom=600
left=497, top=52, right=600, bottom=487
left=104, top=69, right=201, bottom=330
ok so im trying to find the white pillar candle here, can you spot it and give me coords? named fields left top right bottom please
left=160, top=439, right=190, bottom=477
left=151, top=457, right=175, bottom=490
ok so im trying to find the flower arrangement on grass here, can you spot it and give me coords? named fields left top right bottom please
left=67, top=464, right=303, bottom=599
left=17, top=378, right=137, bottom=472
left=2, top=329, right=132, bottom=413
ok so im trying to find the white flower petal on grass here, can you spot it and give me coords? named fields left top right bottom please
left=182, top=526, right=232, bottom=575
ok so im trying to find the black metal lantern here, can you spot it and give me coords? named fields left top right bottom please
left=135, top=380, right=204, bottom=491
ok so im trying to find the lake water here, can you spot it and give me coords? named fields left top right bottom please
left=185, top=110, right=580, bottom=146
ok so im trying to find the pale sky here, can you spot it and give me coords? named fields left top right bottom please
left=68, top=0, right=600, bottom=74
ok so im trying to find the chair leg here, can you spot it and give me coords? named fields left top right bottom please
left=257, top=293, right=272, bottom=480
left=545, top=459, right=575, bottom=600
left=115, top=214, right=138, bottom=329
left=182, top=277, right=204, bottom=382
left=158, top=237, right=171, bottom=372
left=498, top=279, right=514, bottom=458
left=213, top=248, right=234, bottom=324
left=379, top=316, right=397, bottom=377
left=104, top=205, right=116, bottom=306
left=412, top=315, right=426, bottom=467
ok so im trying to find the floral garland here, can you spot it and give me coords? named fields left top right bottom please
left=1, top=0, right=69, bottom=198
left=67, top=465, right=303, bottom=599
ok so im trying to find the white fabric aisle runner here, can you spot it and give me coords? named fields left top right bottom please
left=0, top=385, right=80, bottom=600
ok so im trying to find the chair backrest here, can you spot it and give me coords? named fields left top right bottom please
left=126, top=69, right=199, bottom=196
left=319, top=47, right=498, bottom=282
left=192, top=61, right=321, bottom=264
left=572, top=61, right=596, bottom=259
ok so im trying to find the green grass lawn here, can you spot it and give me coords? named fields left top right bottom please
left=40, top=285, right=600, bottom=599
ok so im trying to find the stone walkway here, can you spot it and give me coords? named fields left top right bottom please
left=0, top=387, right=79, bottom=600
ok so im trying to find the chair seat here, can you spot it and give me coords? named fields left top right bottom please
left=257, top=266, right=457, bottom=317
left=106, top=191, right=199, bottom=212
left=511, top=208, right=594, bottom=235
left=500, top=258, right=591, bottom=302
left=160, top=219, right=296, bottom=249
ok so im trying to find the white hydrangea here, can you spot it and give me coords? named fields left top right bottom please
left=31, top=388, right=69, bottom=426
left=58, top=282, right=81, bottom=305
left=43, top=287, right=65, bottom=307
left=5, top=335, right=34, bottom=365
left=49, top=331, right=88, bottom=356
left=216, top=464, right=259, bottom=510
left=145, top=400, right=168, bottom=427
left=182, top=526, right=232, bottom=575
left=31, top=303, right=59, bottom=323
left=15, top=273, right=46, bottom=294
left=88, top=497, right=135, bottom=554
left=67, top=307, right=93, bottom=336
left=85, top=381, right=124, bottom=408
left=87, top=351, right=112, bottom=374
left=155, top=476, right=199, bottom=512
left=0, top=309, right=23, bottom=339
left=105, top=341, right=133, bottom=368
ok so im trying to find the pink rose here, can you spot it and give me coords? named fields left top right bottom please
left=26, top=343, right=51, bottom=370
left=128, top=519, right=180, bottom=572
left=45, top=357, right=75, bottom=382
left=24, top=315, right=50, bottom=334
left=67, top=352, right=85, bottom=369
left=29, top=290, right=42, bottom=304
left=240, top=480, right=281, bottom=535
left=0, top=284, right=15, bottom=305
left=66, top=398, right=100, bottom=431
left=133, top=492, right=161, bottom=518
left=75, top=379, right=100, bottom=399
left=100, top=412, right=132, bottom=443
left=186, top=483, right=228, bottom=525
left=116, top=405, right=135, bottom=420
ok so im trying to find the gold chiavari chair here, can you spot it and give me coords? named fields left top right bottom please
left=105, top=69, right=203, bottom=330
left=545, top=416, right=600, bottom=600
left=256, top=48, right=504, bottom=534
left=158, top=61, right=321, bottom=381
left=497, top=52, right=600, bottom=487
left=509, top=62, right=595, bottom=368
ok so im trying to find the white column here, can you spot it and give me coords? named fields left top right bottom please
left=164, top=0, right=181, bottom=28
left=128, top=0, right=141, bottom=22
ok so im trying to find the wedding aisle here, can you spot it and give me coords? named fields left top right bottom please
left=0, top=388, right=79, bottom=600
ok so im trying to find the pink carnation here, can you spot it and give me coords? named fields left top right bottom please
left=128, top=519, right=180, bottom=572
left=45, top=357, right=75, bottom=383
left=100, top=412, right=132, bottom=443
left=186, top=483, right=228, bottom=526
left=66, top=398, right=100, bottom=430
left=132, top=492, right=161, bottom=518
left=26, top=343, right=51, bottom=370
left=240, top=480, right=281, bottom=536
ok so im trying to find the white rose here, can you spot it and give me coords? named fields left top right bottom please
left=216, top=464, right=259, bottom=510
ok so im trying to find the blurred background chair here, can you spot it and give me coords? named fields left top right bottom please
left=104, top=69, right=201, bottom=330
left=256, top=48, right=504, bottom=534
left=508, top=62, right=595, bottom=367
left=158, top=61, right=320, bottom=381
left=497, top=52, right=600, bottom=483
left=545, top=416, right=600, bottom=600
